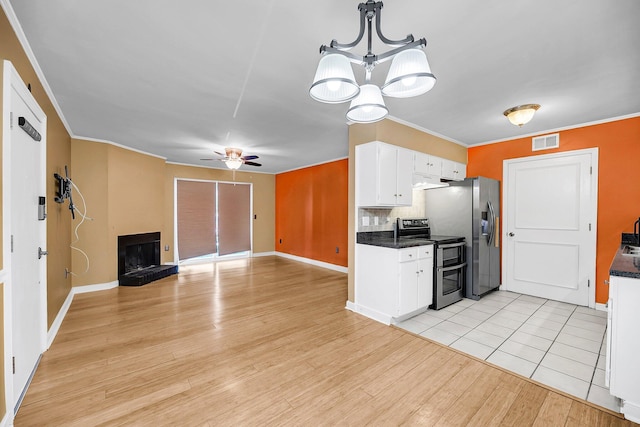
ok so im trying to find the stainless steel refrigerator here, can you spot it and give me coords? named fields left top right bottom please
left=425, top=176, right=501, bottom=300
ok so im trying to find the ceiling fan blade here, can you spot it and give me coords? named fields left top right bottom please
left=243, top=161, right=262, bottom=167
left=214, top=151, right=226, bottom=156
left=242, top=155, right=259, bottom=160
left=200, top=158, right=217, bottom=161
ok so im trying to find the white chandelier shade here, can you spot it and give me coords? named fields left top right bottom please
left=309, top=54, right=360, bottom=103
left=382, top=49, right=436, bottom=98
left=346, top=84, right=388, bottom=123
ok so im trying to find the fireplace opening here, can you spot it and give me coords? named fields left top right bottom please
left=118, top=232, right=178, bottom=286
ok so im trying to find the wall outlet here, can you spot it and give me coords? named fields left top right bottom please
left=335, top=246, right=339, bottom=253
left=362, top=216, right=370, bottom=226
left=164, top=245, right=170, bottom=251
left=374, top=217, right=379, bottom=225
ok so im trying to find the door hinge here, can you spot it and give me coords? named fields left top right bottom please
left=588, top=279, right=591, bottom=288
left=12, top=356, right=15, bottom=374
left=11, top=235, right=14, bottom=253
left=9, top=112, right=13, bottom=129
left=589, top=223, right=592, bottom=231
left=590, top=166, right=593, bottom=175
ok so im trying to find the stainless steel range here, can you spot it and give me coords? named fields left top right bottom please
left=397, top=218, right=466, bottom=310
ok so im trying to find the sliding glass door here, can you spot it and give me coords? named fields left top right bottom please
left=176, top=179, right=252, bottom=261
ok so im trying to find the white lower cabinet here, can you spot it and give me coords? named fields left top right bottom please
left=355, top=244, right=433, bottom=324
left=607, top=275, right=640, bottom=422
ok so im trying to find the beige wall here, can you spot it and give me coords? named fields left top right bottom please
left=70, top=139, right=109, bottom=285
left=347, top=118, right=467, bottom=302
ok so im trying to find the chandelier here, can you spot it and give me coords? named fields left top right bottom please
left=310, top=0, right=436, bottom=123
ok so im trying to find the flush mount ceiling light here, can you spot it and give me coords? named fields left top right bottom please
left=310, top=0, right=436, bottom=123
left=503, top=104, right=541, bottom=127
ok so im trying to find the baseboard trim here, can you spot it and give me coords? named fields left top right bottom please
left=46, top=289, right=73, bottom=349
left=72, top=280, right=119, bottom=294
left=275, top=252, right=348, bottom=273
left=595, top=302, right=607, bottom=312
left=252, top=251, right=276, bottom=258
left=345, top=301, right=392, bottom=325
left=0, top=411, right=9, bottom=427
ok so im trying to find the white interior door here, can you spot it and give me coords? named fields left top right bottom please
left=503, top=149, right=597, bottom=307
left=4, top=61, right=48, bottom=413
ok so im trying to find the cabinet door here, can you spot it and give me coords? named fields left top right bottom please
left=428, top=156, right=442, bottom=176
left=377, top=143, right=399, bottom=205
left=414, top=152, right=430, bottom=174
left=398, top=260, right=418, bottom=316
left=441, top=159, right=466, bottom=181
left=441, top=159, right=454, bottom=180
left=454, top=161, right=466, bottom=180
left=395, top=148, right=414, bottom=206
left=417, top=257, right=433, bottom=308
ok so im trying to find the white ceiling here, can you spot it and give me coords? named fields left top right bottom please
left=6, top=0, right=640, bottom=174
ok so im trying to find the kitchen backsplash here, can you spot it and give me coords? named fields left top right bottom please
left=358, top=189, right=426, bottom=232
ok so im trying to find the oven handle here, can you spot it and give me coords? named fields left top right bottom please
left=438, top=262, right=467, bottom=272
left=438, top=241, right=466, bottom=249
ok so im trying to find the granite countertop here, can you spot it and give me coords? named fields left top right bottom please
left=356, top=231, right=434, bottom=249
left=610, top=233, right=640, bottom=279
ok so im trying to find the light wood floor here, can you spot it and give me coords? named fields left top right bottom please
left=16, top=257, right=633, bottom=426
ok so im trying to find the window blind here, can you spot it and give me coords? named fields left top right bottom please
left=217, top=183, right=251, bottom=256
left=176, top=180, right=216, bottom=260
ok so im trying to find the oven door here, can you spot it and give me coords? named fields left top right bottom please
left=438, top=241, right=466, bottom=268
left=433, top=262, right=467, bottom=310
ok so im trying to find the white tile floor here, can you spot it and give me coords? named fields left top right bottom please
left=396, top=290, right=620, bottom=412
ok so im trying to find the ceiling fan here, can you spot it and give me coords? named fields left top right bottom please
left=201, top=147, right=262, bottom=170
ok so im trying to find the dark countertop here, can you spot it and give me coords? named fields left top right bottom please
left=610, top=233, right=640, bottom=279
left=356, top=231, right=434, bottom=249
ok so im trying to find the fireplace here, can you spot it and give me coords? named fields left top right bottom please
left=118, top=232, right=178, bottom=286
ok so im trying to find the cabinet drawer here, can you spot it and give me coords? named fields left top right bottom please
left=418, top=245, right=434, bottom=259
left=398, top=248, right=418, bottom=262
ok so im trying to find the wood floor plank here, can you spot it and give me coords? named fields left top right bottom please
left=13, top=257, right=633, bottom=426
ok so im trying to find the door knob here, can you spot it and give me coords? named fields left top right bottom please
left=508, top=232, right=515, bottom=237
left=38, top=247, right=48, bottom=259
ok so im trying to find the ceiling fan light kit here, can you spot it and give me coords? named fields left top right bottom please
left=224, top=158, right=243, bottom=170
left=503, top=104, right=541, bottom=127
left=310, top=0, right=436, bottom=123
left=201, top=147, right=261, bottom=170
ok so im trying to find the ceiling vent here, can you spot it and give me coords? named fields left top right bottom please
left=532, top=133, right=559, bottom=151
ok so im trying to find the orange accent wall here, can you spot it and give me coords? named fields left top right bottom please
left=468, top=117, right=640, bottom=304
left=276, top=159, right=348, bottom=267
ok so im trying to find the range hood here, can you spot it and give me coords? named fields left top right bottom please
left=412, top=173, right=449, bottom=189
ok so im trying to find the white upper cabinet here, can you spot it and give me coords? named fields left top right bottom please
left=441, top=158, right=466, bottom=181
left=356, top=141, right=413, bottom=207
left=414, top=152, right=442, bottom=176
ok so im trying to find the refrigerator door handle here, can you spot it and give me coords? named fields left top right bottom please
left=487, top=200, right=496, bottom=246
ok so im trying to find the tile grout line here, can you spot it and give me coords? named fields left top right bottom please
left=528, top=301, right=578, bottom=384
